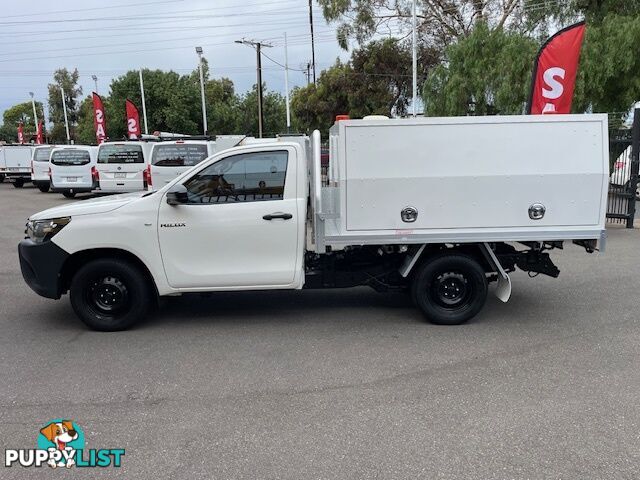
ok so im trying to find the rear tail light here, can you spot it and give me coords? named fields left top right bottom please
left=30, top=161, right=34, bottom=174
left=91, top=166, right=99, bottom=182
left=47, top=167, right=51, bottom=178
left=143, top=165, right=152, bottom=188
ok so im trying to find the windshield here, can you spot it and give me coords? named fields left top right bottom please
left=152, top=144, right=208, bottom=167
left=34, top=147, right=53, bottom=161
left=98, top=144, right=144, bottom=164
left=51, top=150, right=91, bottom=166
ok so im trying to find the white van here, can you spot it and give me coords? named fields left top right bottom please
left=50, top=146, right=99, bottom=198
left=95, top=141, right=154, bottom=193
left=2, top=145, right=34, bottom=188
left=148, top=140, right=215, bottom=189
left=31, top=145, right=57, bottom=192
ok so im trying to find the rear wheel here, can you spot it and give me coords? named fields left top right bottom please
left=37, top=184, right=50, bottom=193
left=0, top=174, right=4, bottom=183
left=13, top=179, right=24, bottom=188
left=62, top=191, right=76, bottom=198
left=411, top=253, right=488, bottom=325
left=70, top=258, right=154, bottom=331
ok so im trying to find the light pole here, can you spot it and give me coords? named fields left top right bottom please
left=195, top=46, right=208, bottom=136
left=60, top=86, right=71, bottom=144
left=235, top=39, right=272, bottom=138
left=411, top=0, right=417, bottom=117
left=284, top=33, right=291, bottom=133
left=92, top=75, right=98, bottom=93
left=29, top=92, right=39, bottom=131
left=139, top=69, right=149, bottom=135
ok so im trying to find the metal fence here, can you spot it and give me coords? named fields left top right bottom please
left=607, top=108, right=639, bottom=228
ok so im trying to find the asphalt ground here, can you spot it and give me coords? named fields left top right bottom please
left=0, top=181, right=639, bottom=479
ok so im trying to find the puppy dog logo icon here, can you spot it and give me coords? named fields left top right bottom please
left=38, top=420, right=84, bottom=469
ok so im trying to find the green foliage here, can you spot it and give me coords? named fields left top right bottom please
left=423, top=24, right=537, bottom=116
left=291, top=39, right=435, bottom=134
left=0, top=123, right=17, bottom=142
left=574, top=14, right=640, bottom=116
left=47, top=68, right=82, bottom=143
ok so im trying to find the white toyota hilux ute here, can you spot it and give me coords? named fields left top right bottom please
left=19, top=115, right=609, bottom=331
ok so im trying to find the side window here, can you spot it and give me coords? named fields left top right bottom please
left=183, top=151, right=288, bottom=204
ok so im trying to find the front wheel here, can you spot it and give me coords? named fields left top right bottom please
left=62, top=191, right=76, bottom=198
left=70, top=258, right=154, bottom=331
left=411, top=253, right=488, bottom=325
left=38, top=184, right=50, bottom=193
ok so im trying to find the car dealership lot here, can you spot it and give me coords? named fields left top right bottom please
left=1, top=182, right=640, bottom=479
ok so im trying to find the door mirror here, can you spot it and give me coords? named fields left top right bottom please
left=166, top=183, right=188, bottom=205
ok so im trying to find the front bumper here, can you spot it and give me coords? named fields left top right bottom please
left=18, top=239, right=69, bottom=299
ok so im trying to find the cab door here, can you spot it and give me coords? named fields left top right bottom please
left=157, top=146, right=300, bottom=289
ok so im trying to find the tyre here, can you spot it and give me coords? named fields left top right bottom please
left=411, top=253, right=488, bottom=325
left=70, top=258, right=154, bottom=331
left=13, top=179, right=24, bottom=188
left=62, top=191, right=76, bottom=198
left=0, top=174, right=4, bottom=183
left=37, top=184, right=50, bottom=193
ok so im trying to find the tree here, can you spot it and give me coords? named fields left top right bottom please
left=3, top=101, right=44, bottom=134
left=292, top=39, right=435, bottom=133
left=75, top=96, right=97, bottom=145
left=235, top=85, right=287, bottom=137
left=47, top=68, right=82, bottom=143
left=423, top=24, right=537, bottom=116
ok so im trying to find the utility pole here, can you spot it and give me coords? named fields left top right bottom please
left=235, top=39, right=272, bottom=138
left=139, top=68, right=149, bottom=135
left=308, top=0, right=316, bottom=83
left=284, top=33, right=291, bottom=133
left=195, top=46, right=208, bottom=135
left=60, top=86, right=70, bottom=144
left=91, top=75, right=98, bottom=94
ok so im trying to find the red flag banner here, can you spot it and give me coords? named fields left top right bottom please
left=527, top=21, right=586, bottom=115
left=125, top=99, right=141, bottom=139
left=92, top=92, right=107, bottom=144
left=17, top=122, right=24, bottom=143
left=36, top=121, right=44, bottom=144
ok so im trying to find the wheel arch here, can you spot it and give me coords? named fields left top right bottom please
left=405, top=243, right=496, bottom=279
left=60, top=248, right=159, bottom=298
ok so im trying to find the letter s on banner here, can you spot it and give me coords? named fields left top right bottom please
left=125, top=99, right=141, bottom=139
left=92, top=92, right=107, bottom=144
left=527, top=21, right=585, bottom=115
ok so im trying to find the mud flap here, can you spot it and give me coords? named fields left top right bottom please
left=481, top=243, right=512, bottom=303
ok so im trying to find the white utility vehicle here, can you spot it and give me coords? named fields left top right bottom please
left=148, top=140, right=215, bottom=189
left=19, top=115, right=608, bottom=331
left=31, top=145, right=57, bottom=192
left=2, top=145, right=34, bottom=188
left=95, top=141, right=154, bottom=193
left=50, top=146, right=99, bottom=198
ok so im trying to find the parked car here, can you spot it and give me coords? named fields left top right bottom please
left=50, top=146, right=99, bottom=198
left=31, top=145, right=57, bottom=192
left=1, top=145, right=34, bottom=188
left=148, top=140, right=215, bottom=190
left=609, top=145, right=640, bottom=199
left=18, top=114, right=608, bottom=331
left=95, top=141, right=154, bottom=193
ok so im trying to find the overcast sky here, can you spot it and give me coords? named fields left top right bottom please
left=0, top=0, right=349, bottom=122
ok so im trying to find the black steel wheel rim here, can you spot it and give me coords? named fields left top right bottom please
left=430, top=271, right=473, bottom=309
left=87, top=275, right=130, bottom=315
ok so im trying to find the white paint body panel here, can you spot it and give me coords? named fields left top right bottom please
left=2, top=146, right=33, bottom=175
left=149, top=140, right=215, bottom=189
left=95, top=142, right=154, bottom=193
left=50, top=146, right=98, bottom=191
left=321, top=115, right=608, bottom=247
left=31, top=146, right=58, bottom=182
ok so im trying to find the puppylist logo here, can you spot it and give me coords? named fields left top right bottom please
left=5, top=419, right=124, bottom=469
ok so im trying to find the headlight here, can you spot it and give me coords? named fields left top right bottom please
left=25, top=217, right=71, bottom=243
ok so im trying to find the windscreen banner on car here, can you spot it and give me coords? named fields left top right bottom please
left=98, top=144, right=144, bottom=164
left=51, top=149, right=91, bottom=166
left=151, top=144, right=208, bottom=167
left=34, top=147, right=53, bottom=161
